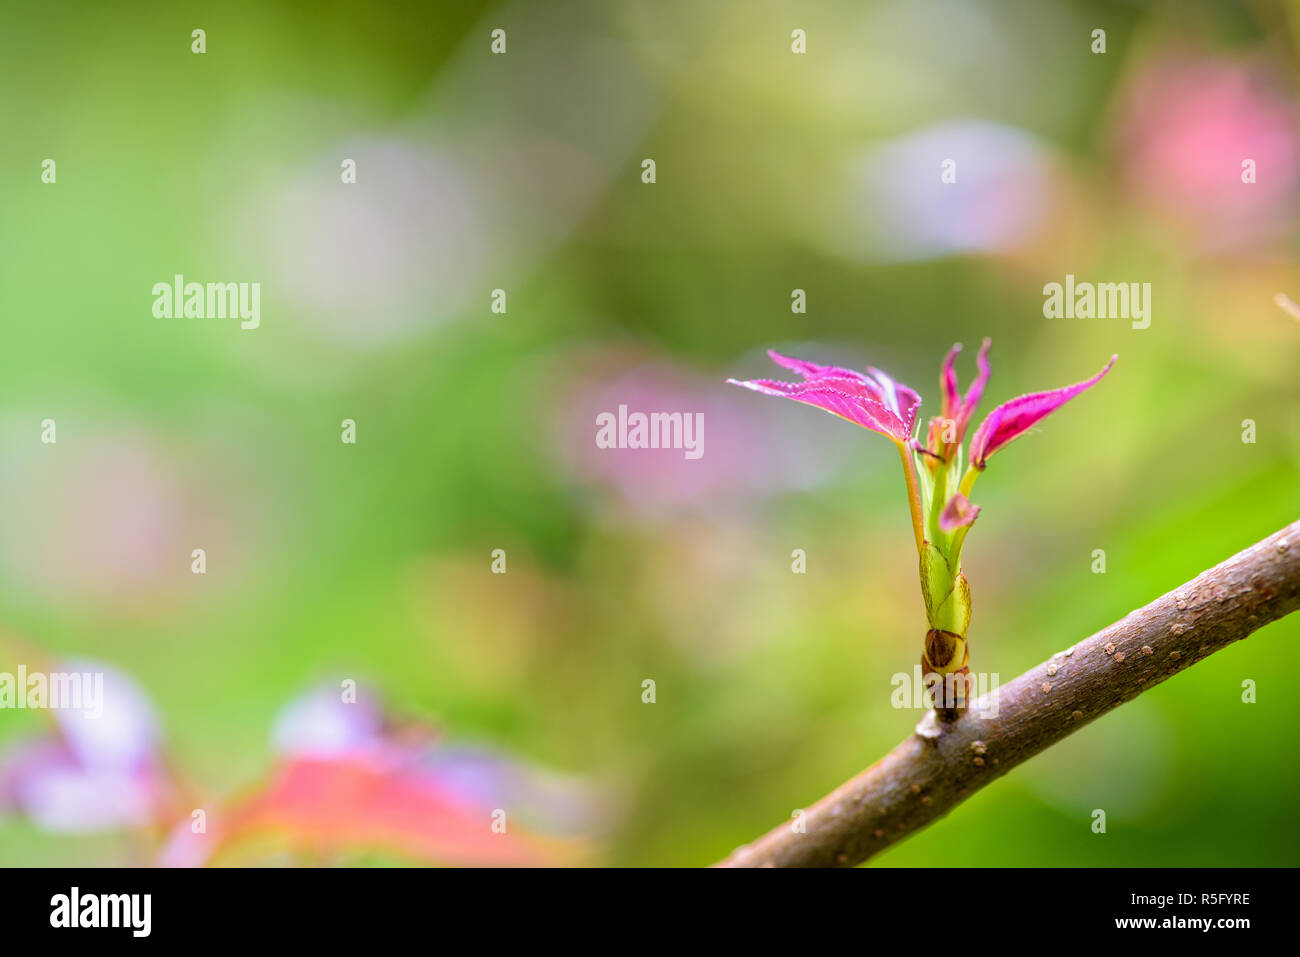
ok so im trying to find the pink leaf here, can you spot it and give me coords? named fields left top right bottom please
left=728, top=351, right=921, bottom=445
left=936, top=338, right=992, bottom=451
left=969, top=355, right=1116, bottom=467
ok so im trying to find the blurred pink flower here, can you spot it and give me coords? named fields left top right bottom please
left=412, top=746, right=598, bottom=838
left=271, top=686, right=597, bottom=836
left=1114, top=52, right=1300, bottom=253
left=0, top=427, right=253, bottom=611
left=161, top=684, right=601, bottom=866
left=846, top=121, right=1058, bottom=261
left=269, top=684, right=391, bottom=761
left=552, top=350, right=853, bottom=518
left=0, top=661, right=168, bottom=833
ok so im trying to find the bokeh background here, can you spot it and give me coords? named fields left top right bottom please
left=1, top=0, right=1298, bottom=866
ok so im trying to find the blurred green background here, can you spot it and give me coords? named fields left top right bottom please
left=1, top=0, right=1298, bottom=866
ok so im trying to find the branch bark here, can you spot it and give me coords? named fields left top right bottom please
left=717, top=519, right=1300, bottom=868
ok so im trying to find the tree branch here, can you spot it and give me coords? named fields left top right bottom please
left=717, top=519, right=1300, bottom=868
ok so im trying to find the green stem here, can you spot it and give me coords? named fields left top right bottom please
left=898, top=443, right=926, bottom=556
left=928, top=459, right=948, bottom=543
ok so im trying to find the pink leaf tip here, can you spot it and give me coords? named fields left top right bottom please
left=968, top=355, right=1116, bottom=468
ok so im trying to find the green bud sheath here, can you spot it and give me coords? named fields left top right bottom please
left=919, top=541, right=974, bottom=719
left=919, top=542, right=971, bottom=639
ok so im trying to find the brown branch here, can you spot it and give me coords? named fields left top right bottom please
left=717, top=519, right=1300, bottom=867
